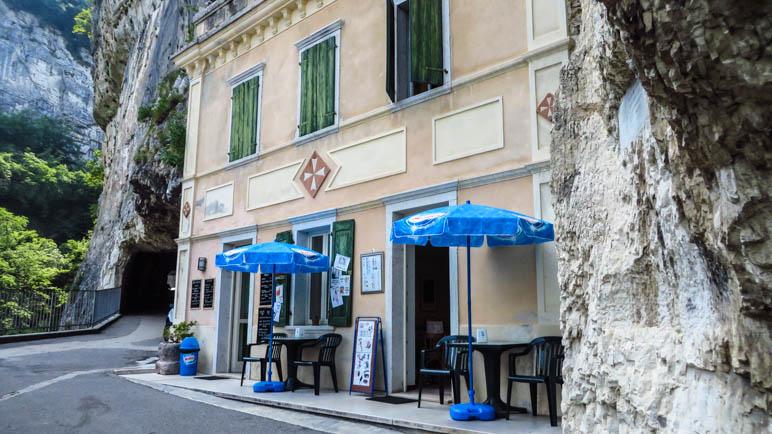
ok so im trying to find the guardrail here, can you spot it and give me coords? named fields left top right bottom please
left=0, top=287, right=121, bottom=336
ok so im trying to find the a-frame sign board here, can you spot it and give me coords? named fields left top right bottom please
left=349, top=316, right=387, bottom=396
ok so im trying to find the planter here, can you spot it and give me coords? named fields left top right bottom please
left=156, top=342, right=181, bottom=375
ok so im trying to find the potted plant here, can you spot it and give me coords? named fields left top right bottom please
left=157, top=321, right=197, bottom=375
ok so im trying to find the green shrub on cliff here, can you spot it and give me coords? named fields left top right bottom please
left=136, top=71, right=188, bottom=170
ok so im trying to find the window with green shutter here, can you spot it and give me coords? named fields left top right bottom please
left=229, top=75, right=260, bottom=162
left=386, top=0, right=446, bottom=102
left=298, top=36, right=337, bottom=137
left=328, top=220, right=354, bottom=327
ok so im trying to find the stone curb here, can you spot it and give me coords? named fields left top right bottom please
left=0, top=313, right=122, bottom=345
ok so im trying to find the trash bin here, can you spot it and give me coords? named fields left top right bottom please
left=179, top=337, right=200, bottom=376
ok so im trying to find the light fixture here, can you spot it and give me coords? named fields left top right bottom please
left=198, top=257, right=207, bottom=271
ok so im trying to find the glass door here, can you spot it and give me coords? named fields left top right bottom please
left=230, top=271, right=251, bottom=372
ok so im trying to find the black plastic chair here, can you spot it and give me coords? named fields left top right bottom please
left=240, top=332, right=287, bottom=386
left=294, top=333, right=342, bottom=395
left=417, top=335, right=474, bottom=407
left=505, top=336, right=564, bottom=426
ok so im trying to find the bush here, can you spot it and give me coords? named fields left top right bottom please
left=137, top=105, right=153, bottom=122
left=164, top=320, right=198, bottom=343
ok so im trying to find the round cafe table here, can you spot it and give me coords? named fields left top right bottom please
left=450, top=341, right=530, bottom=419
left=273, top=336, right=318, bottom=391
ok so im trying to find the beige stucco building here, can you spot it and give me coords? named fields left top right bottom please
left=172, top=0, right=568, bottom=413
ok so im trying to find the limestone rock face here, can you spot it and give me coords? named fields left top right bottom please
left=79, top=0, right=202, bottom=293
left=0, top=0, right=102, bottom=154
left=552, top=0, right=771, bottom=431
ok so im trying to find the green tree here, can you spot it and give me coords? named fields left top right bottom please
left=0, top=110, right=84, bottom=170
left=72, top=6, right=92, bottom=39
left=0, top=152, right=100, bottom=243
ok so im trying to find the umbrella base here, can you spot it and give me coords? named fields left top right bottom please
left=253, top=381, right=286, bottom=393
left=449, top=403, right=496, bottom=421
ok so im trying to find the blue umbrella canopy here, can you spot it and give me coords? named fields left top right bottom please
left=391, top=201, right=554, bottom=421
left=215, top=241, right=330, bottom=274
left=215, top=241, right=329, bottom=393
left=391, top=202, right=554, bottom=247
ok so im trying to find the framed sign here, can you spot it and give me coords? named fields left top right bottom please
left=259, top=274, right=273, bottom=306
left=256, top=307, right=272, bottom=340
left=190, top=280, right=202, bottom=309
left=203, top=278, right=215, bottom=309
left=349, top=316, right=387, bottom=396
left=360, top=252, right=383, bottom=294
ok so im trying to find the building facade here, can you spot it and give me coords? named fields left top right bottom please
left=172, top=0, right=568, bottom=410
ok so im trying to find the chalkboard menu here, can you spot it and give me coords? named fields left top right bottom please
left=259, top=274, right=273, bottom=306
left=190, top=280, right=202, bottom=309
left=257, top=307, right=272, bottom=339
left=203, top=278, right=215, bottom=309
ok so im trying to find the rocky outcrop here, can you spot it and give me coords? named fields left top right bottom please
left=0, top=0, right=102, bottom=155
left=552, top=0, right=771, bottom=432
left=78, top=0, right=202, bottom=293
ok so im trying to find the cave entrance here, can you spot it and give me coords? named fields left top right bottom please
left=121, top=251, right=177, bottom=314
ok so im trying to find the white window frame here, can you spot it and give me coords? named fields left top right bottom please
left=388, top=0, right=451, bottom=112
left=294, top=20, right=343, bottom=146
left=305, top=231, right=331, bottom=325
left=225, top=62, right=265, bottom=166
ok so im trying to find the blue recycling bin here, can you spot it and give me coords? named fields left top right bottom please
left=179, top=337, right=200, bottom=376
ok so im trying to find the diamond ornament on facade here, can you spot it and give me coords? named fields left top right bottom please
left=300, top=151, right=330, bottom=197
left=536, top=92, right=555, bottom=122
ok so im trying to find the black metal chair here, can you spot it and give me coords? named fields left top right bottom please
left=294, top=333, right=342, bottom=395
left=417, top=335, right=474, bottom=407
left=505, top=336, right=564, bottom=426
left=240, top=333, right=286, bottom=386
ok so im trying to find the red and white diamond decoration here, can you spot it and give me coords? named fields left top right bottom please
left=536, top=92, right=555, bottom=122
left=300, top=151, right=330, bottom=198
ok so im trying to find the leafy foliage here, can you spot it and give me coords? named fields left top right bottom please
left=0, top=111, right=84, bottom=170
left=0, top=152, right=100, bottom=244
left=164, top=320, right=198, bottom=343
left=136, top=70, right=188, bottom=170
left=72, top=6, right=92, bottom=39
left=158, top=112, right=187, bottom=169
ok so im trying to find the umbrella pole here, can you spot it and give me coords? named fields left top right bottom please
left=467, top=235, right=475, bottom=405
left=267, top=271, right=276, bottom=382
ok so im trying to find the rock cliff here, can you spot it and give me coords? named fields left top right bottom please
left=0, top=0, right=102, bottom=154
left=552, top=0, right=771, bottom=431
left=78, top=0, right=202, bottom=295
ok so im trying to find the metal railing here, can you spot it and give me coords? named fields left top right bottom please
left=0, top=287, right=121, bottom=336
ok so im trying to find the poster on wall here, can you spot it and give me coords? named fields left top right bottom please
left=190, top=280, right=202, bottom=309
left=203, top=278, right=215, bottom=309
left=349, top=317, right=385, bottom=395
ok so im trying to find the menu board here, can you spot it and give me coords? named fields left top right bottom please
left=351, top=318, right=380, bottom=394
left=360, top=252, right=383, bottom=293
left=256, top=307, right=272, bottom=340
left=190, top=280, right=202, bottom=309
left=203, top=278, right=215, bottom=309
left=259, top=274, right=273, bottom=306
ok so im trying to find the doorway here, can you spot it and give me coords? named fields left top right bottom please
left=409, top=245, right=450, bottom=388
left=230, top=271, right=251, bottom=372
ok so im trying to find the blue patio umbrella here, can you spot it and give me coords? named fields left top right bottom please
left=216, top=241, right=330, bottom=392
left=391, top=201, right=554, bottom=421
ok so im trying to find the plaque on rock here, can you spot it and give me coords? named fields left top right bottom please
left=203, top=278, right=215, bottom=309
left=259, top=274, right=273, bottom=306
left=257, top=307, right=272, bottom=340
left=190, top=280, right=202, bottom=309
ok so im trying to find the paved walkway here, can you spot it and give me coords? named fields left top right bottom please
left=123, top=372, right=560, bottom=433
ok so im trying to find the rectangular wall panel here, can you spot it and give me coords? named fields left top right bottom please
left=433, top=97, right=504, bottom=165
left=326, top=129, right=406, bottom=190
left=247, top=161, right=304, bottom=210
left=204, top=182, right=234, bottom=220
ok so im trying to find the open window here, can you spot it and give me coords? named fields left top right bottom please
left=386, top=0, right=447, bottom=102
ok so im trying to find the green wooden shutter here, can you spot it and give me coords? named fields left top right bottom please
left=410, top=0, right=443, bottom=86
left=318, top=38, right=336, bottom=130
left=299, top=47, right=315, bottom=136
left=274, top=230, right=293, bottom=326
left=328, top=220, right=354, bottom=327
left=229, top=83, right=243, bottom=162
left=248, top=76, right=259, bottom=155
left=385, top=0, right=396, bottom=102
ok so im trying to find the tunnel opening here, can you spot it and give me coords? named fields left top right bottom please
left=121, top=250, right=177, bottom=315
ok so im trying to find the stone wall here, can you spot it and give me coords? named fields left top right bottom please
left=552, top=0, right=770, bottom=431
left=0, top=0, right=102, bottom=155
left=79, top=0, right=203, bottom=293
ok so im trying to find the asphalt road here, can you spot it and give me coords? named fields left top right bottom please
left=0, top=315, right=319, bottom=433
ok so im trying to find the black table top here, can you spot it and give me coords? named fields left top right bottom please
left=273, top=336, right=318, bottom=343
left=449, top=341, right=528, bottom=350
